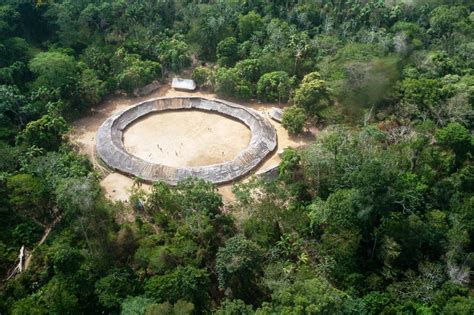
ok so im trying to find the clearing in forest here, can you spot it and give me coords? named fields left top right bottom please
left=124, top=110, right=251, bottom=167
left=70, top=84, right=315, bottom=202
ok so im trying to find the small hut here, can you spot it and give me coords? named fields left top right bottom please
left=270, top=107, right=283, bottom=123
left=172, top=78, right=196, bottom=91
left=133, top=80, right=161, bottom=97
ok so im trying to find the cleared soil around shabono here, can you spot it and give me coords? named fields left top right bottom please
left=123, top=110, right=251, bottom=167
left=70, top=84, right=316, bottom=203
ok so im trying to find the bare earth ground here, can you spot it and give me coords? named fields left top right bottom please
left=70, top=84, right=316, bottom=204
left=123, top=110, right=251, bottom=167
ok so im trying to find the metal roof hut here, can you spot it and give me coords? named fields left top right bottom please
left=172, top=77, right=196, bottom=91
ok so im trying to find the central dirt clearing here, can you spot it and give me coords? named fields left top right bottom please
left=70, top=84, right=316, bottom=203
left=123, top=110, right=251, bottom=167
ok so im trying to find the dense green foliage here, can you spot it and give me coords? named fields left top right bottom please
left=282, top=105, right=307, bottom=134
left=0, top=1, right=472, bottom=314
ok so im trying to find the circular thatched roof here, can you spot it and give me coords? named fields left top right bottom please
left=96, top=97, right=277, bottom=184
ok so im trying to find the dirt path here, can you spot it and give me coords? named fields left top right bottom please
left=24, top=215, right=62, bottom=271
left=70, top=84, right=316, bottom=203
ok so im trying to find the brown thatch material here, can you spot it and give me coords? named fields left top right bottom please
left=133, top=80, right=161, bottom=97
left=96, top=97, right=277, bottom=184
left=270, top=107, right=283, bottom=123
